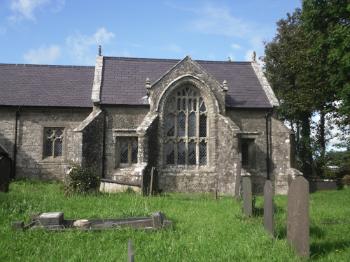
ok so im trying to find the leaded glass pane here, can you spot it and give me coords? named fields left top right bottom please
left=188, top=112, right=196, bottom=137
left=200, top=100, right=206, bottom=112
left=54, top=139, right=62, bottom=157
left=131, top=138, right=138, bottom=163
left=165, top=141, right=175, bottom=164
left=120, top=139, right=128, bottom=164
left=177, top=140, right=186, bottom=165
left=164, top=114, right=175, bottom=137
left=166, top=97, right=176, bottom=112
left=44, top=139, right=53, bottom=157
left=199, top=114, right=207, bottom=137
left=199, top=140, right=207, bottom=165
left=178, top=111, right=186, bottom=137
left=55, top=128, right=63, bottom=138
left=46, top=128, right=54, bottom=139
left=188, top=141, right=196, bottom=165
left=188, top=98, right=192, bottom=111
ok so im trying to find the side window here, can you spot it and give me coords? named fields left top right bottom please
left=241, top=138, right=255, bottom=169
left=116, top=137, right=138, bottom=167
left=43, top=127, right=64, bottom=158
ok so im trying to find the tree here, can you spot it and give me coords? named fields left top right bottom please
left=264, top=9, right=314, bottom=177
left=302, top=0, right=350, bottom=149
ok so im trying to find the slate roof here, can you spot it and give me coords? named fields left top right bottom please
left=0, top=63, right=94, bottom=107
left=0, top=57, right=272, bottom=108
left=101, top=57, right=272, bottom=108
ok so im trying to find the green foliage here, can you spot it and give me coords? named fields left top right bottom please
left=1, top=181, right=350, bottom=261
left=325, top=150, right=350, bottom=178
left=302, top=0, right=350, bottom=147
left=64, top=165, right=100, bottom=195
left=264, top=1, right=350, bottom=176
left=343, top=175, right=350, bottom=186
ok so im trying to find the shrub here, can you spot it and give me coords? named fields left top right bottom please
left=64, top=165, right=100, bottom=195
left=343, top=175, right=350, bottom=186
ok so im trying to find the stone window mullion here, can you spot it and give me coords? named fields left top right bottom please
left=195, top=95, right=200, bottom=166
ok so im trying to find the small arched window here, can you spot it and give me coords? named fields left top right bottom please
left=163, top=86, right=208, bottom=166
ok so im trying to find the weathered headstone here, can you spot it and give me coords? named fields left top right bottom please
left=242, top=175, right=252, bottom=217
left=152, top=211, right=164, bottom=229
left=128, top=239, right=134, bottom=262
left=287, top=176, right=309, bottom=258
left=264, top=180, right=274, bottom=236
left=38, top=212, right=64, bottom=227
left=234, top=162, right=242, bottom=199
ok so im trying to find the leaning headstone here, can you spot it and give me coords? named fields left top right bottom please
left=264, top=180, right=274, bottom=236
left=242, top=175, right=252, bottom=217
left=287, top=176, right=309, bottom=258
left=128, top=239, right=134, bottom=262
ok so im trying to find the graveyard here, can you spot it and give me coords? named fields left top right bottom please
left=0, top=180, right=349, bottom=261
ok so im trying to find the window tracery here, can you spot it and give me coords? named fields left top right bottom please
left=163, top=86, right=208, bottom=166
left=43, top=127, right=64, bottom=158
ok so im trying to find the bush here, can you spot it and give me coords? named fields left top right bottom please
left=343, top=175, right=350, bottom=186
left=64, top=165, right=100, bottom=195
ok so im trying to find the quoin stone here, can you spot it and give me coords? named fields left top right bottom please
left=242, top=175, right=252, bottom=217
left=287, top=176, right=309, bottom=258
left=263, top=180, right=274, bottom=236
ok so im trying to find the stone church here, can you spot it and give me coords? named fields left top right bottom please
left=0, top=54, right=300, bottom=195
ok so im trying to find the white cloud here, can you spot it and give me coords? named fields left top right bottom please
left=23, top=45, right=61, bottom=64
left=66, top=27, right=115, bottom=64
left=163, top=43, right=183, bottom=53
left=231, top=43, right=241, bottom=50
left=189, top=5, right=250, bottom=38
left=168, top=2, right=272, bottom=61
left=9, top=0, right=65, bottom=21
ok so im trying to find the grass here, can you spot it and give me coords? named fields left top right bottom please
left=0, top=181, right=349, bottom=262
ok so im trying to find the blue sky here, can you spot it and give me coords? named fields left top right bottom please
left=0, top=0, right=301, bottom=65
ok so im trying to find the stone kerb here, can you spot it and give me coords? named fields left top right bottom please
left=287, top=176, right=309, bottom=258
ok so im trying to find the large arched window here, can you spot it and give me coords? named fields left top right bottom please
left=163, top=86, right=207, bottom=166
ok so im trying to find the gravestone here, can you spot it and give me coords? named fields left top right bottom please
left=242, top=175, right=252, bottom=217
left=234, top=162, right=242, bottom=199
left=128, top=239, right=134, bottom=262
left=152, top=211, right=164, bottom=229
left=287, top=176, right=309, bottom=258
left=264, top=180, right=274, bottom=236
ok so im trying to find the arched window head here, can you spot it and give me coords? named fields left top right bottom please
left=163, top=86, right=208, bottom=166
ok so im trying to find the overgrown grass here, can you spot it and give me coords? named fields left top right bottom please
left=0, top=180, right=349, bottom=261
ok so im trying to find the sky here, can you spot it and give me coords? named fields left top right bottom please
left=0, top=0, right=302, bottom=65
